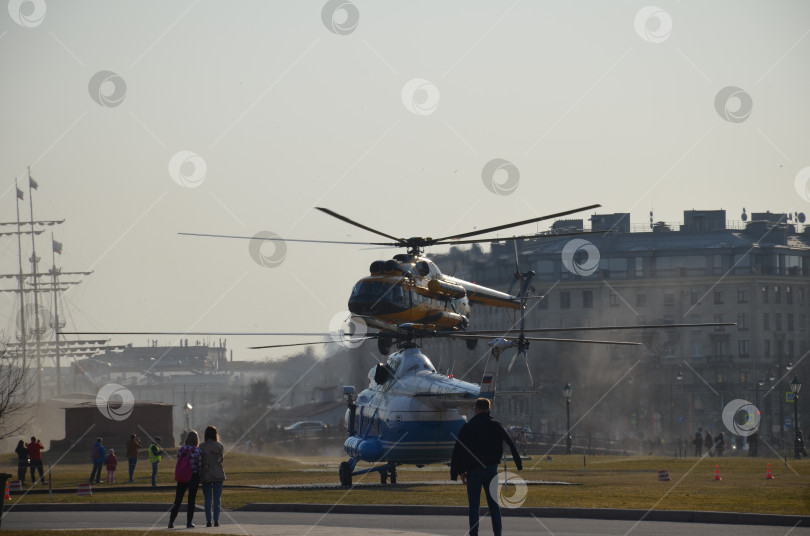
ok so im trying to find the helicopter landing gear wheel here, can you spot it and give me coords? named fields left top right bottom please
left=339, top=462, right=352, bottom=487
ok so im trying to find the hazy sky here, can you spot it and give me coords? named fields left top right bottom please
left=1, top=1, right=809, bottom=360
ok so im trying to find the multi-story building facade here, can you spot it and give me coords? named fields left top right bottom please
left=430, top=209, right=809, bottom=453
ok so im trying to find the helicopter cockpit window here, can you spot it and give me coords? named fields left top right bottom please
left=392, top=285, right=405, bottom=306
left=386, top=357, right=401, bottom=375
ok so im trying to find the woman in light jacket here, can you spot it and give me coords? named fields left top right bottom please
left=200, top=425, right=226, bottom=527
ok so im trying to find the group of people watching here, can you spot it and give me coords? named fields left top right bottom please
left=13, top=426, right=226, bottom=529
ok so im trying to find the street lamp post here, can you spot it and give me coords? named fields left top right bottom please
left=670, top=367, right=683, bottom=455
left=790, top=375, right=802, bottom=457
left=563, top=383, right=572, bottom=454
left=184, top=402, right=193, bottom=432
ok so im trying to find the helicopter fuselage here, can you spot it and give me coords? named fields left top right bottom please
left=348, top=254, right=518, bottom=334
left=343, top=347, right=480, bottom=465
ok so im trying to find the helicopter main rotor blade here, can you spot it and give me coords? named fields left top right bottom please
left=315, top=207, right=403, bottom=243
left=61, top=331, right=343, bottom=336
left=434, top=229, right=608, bottom=247
left=460, top=322, right=737, bottom=336
left=447, top=334, right=641, bottom=345
left=178, top=232, right=394, bottom=247
left=432, top=204, right=601, bottom=243
left=248, top=337, right=376, bottom=350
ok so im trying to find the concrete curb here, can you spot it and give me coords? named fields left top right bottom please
left=3, top=502, right=808, bottom=527
left=3, top=502, right=200, bottom=512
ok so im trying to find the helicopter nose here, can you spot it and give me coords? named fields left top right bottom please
left=348, top=297, right=373, bottom=316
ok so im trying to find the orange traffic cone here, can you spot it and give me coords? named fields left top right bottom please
left=766, top=463, right=775, bottom=480
left=4, top=482, right=10, bottom=500
left=713, top=464, right=722, bottom=481
left=658, top=469, right=671, bottom=481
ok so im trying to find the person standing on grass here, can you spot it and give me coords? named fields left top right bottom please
left=126, top=433, right=142, bottom=483
left=704, top=430, right=714, bottom=457
left=15, top=439, right=29, bottom=484
left=168, top=430, right=203, bottom=529
left=149, top=436, right=162, bottom=488
left=106, top=448, right=118, bottom=483
left=450, top=398, right=523, bottom=536
left=26, top=436, right=46, bottom=485
left=200, top=425, right=226, bottom=528
left=90, top=437, right=106, bottom=484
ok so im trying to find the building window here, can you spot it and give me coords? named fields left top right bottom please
left=762, top=286, right=769, bottom=304
left=776, top=313, right=782, bottom=331
left=635, top=257, right=644, bottom=277
left=714, top=290, right=724, bottom=304
left=764, top=339, right=770, bottom=357
left=737, top=313, right=746, bottom=330
left=582, top=290, right=593, bottom=309
left=714, top=313, right=724, bottom=331
left=692, top=341, right=703, bottom=357
left=716, top=371, right=724, bottom=384
left=714, top=340, right=727, bottom=359
left=788, top=313, right=794, bottom=331
left=609, top=292, right=619, bottom=307
left=799, top=287, right=806, bottom=305
left=663, top=292, right=674, bottom=306
left=800, top=313, right=806, bottom=331
left=775, top=286, right=781, bottom=304
left=788, top=340, right=795, bottom=356
left=636, top=293, right=646, bottom=307
left=763, top=313, right=770, bottom=331
left=787, top=286, right=793, bottom=304
left=739, top=369, right=751, bottom=383
left=776, top=340, right=784, bottom=358
left=738, top=340, right=750, bottom=357
left=560, top=291, right=571, bottom=309
left=691, top=288, right=701, bottom=305
left=737, top=288, right=747, bottom=303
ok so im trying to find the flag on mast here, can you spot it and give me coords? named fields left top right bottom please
left=53, top=239, right=63, bottom=254
left=29, top=176, right=39, bottom=190
left=16, top=187, right=24, bottom=200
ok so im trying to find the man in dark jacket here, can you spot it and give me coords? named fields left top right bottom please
left=450, top=398, right=522, bottom=536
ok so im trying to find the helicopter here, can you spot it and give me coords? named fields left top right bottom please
left=180, top=204, right=607, bottom=354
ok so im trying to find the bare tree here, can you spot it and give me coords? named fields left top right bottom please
left=0, top=341, right=34, bottom=441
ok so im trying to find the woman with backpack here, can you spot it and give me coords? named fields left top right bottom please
left=168, top=430, right=203, bottom=529
left=200, top=425, right=226, bottom=527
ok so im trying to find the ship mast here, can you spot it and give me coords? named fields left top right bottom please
left=14, top=179, right=27, bottom=371
left=27, top=168, right=43, bottom=403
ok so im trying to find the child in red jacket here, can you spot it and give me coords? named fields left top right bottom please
left=106, top=449, right=118, bottom=483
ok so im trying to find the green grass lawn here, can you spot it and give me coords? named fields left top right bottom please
left=3, top=452, right=809, bottom=515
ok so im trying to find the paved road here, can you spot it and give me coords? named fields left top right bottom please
left=3, top=510, right=810, bottom=535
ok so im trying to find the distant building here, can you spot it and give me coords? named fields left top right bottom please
left=431, top=209, right=809, bottom=452
left=53, top=401, right=174, bottom=451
